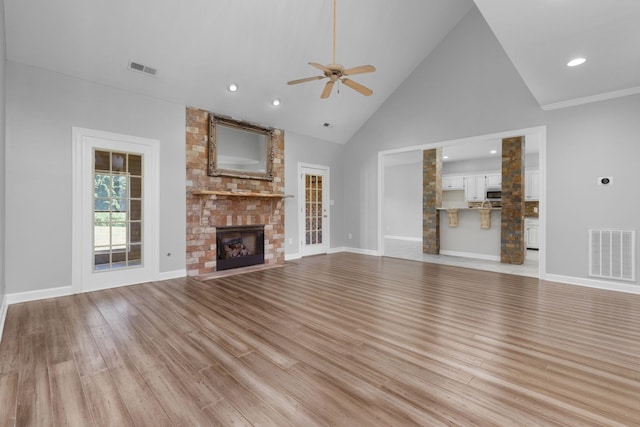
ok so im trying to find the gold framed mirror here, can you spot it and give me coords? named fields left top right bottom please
left=208, top=114, right=275, bottom=181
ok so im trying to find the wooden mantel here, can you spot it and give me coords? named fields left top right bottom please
left=192, top=190, right=293, bottom=198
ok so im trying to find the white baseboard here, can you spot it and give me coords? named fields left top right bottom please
left=285, top=253, right=302, bottom=261
left=6, top=285, right=75, bottom=305
left=384, top=235, right=422, bottom=242
left=544, top=274, right=640, bottom=295
left=345, top=247, right=381, bottom=257
left=157, top=269, right=187, bottom=281
left=0, top=295, right=8, bottom=343
left=327, top=247, right=346, bottom=254
left=440, top=250, right=501, bottom=262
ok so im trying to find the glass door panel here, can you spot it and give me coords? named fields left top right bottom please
left=93, top=150, right=143, bottom=271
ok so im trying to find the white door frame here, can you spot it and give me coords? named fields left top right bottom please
left=71, top=127, right=160, bottom=293
left=298, top=163, right=330, bottom=256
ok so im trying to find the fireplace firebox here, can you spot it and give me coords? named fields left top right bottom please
left=216, top=225, right=265, bottom=271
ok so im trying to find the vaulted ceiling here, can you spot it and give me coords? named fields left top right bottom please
left=5, top=0, right=640, bottom=143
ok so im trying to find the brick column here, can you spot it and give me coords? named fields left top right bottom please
left=500, top=136, right=525, bottom=264
left=423, top=148, right=442, bottom=254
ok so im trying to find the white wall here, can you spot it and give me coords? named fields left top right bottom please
left=0, top=1, right=7, bottom=308
left=5, top=62, right=186, bottom=294
left=343, top=6, right=640, bottom=288
left=284, top=131, right=344, bottom=255
left=383, top=162, right=422, bottom=239
left=545, top=96, right=640, bottom=282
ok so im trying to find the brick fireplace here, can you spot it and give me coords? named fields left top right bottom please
left=185, top=107, right=285, bottom=276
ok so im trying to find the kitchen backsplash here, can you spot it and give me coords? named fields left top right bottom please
left=525, top=201, right=539, bottom=218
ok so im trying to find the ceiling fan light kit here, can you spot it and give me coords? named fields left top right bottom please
left=287, top=0, right=376, bottom=99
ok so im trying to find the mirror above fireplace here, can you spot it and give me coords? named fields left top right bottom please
left=208, top=114, right=275, bottom=181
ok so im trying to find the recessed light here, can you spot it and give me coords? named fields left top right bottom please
left=567, top=57, right=586, bottom=67
left=443, top=156, right=449, bottom=159
left=271, top=98, right=281, bottom=106
left=228, top=83, right=238, bottom=92
left=490, top=150, right=497, bottom=154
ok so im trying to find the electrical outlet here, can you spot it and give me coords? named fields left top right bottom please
left=348, top=233, right=353, bottom=240
left=533, top=207, right=538, bottom=213
left=288, top=238, right=293, bottom=245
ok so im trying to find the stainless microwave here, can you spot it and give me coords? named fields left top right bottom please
left=486, top=189, right=502, bottom=200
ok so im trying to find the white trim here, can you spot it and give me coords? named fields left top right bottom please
left=384, top=235, right=422, bottom=242
left=285, top=253, right=302, bottom=261
left=327, top=247, right=346, bottom=254
left=439, top=250, right=501, bottom=262
left=544, top=274, right=640, bottom=295
left=157, top=269, right=187, bottom=281
left=6, top=286, right=74, bottom=305
left=541, top=86, right=640, bottom=111
left=72, top=127, right=160, bottom=293
left=345, top=247, right=381, bottom=257
left=377, top=152, right=385, bottom=256
left=298, top=163, right=331, bottom=257
left=0, top=295, right=8, bottom=343
left=377, top=125, right=547, bottom=280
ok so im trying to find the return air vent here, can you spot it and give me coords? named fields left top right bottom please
left=589, top=229, right=635, bottom=281
left=127, top=60, right=158, bottom=77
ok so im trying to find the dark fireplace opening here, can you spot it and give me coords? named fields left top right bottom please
left=216, top=225, right=265, bottom=271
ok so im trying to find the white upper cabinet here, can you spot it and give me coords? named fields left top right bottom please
left=465, top=175, right=485, bottom=201
left=525, top=171, right=540, bottom=200
left=442, top=175, right=465, bottom=191
left=485, top=173, right=502, bottom=188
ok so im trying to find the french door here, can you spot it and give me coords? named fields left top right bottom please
left=72, top=128, right=159, bottom=293
left=299, top=164, right=330, bottom=256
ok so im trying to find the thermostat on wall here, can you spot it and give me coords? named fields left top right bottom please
left=598, top=176, right=613, bottom=185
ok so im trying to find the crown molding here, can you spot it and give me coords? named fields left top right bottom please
left=541, top=86, right=640, bottom=111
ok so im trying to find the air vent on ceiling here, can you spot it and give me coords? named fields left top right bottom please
left=128, top=60, right=158, bottom=77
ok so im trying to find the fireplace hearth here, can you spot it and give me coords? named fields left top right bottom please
left=216, top=225, right=265, bottom=271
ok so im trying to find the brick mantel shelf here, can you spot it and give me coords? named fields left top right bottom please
left=192, top=190, right=294, bottom=198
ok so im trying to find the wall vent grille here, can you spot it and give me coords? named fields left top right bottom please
left=589, top=229, right=635, bottom=281
left=127, top=61, right=158, bottom=77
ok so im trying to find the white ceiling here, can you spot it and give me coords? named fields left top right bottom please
left=4, top=0, right=640, bottom=143
left=473, top=0, right=640, bottom=108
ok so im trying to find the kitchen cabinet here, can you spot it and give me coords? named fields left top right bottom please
left=485, top=173, right=501, bottom=188
left=465, top=175, right=485, bottom=202
left=525, top=171, right=539, bottom=200
left=525, top=218, right=539, bottom=249
left=442, top=175, right=465, bottom=191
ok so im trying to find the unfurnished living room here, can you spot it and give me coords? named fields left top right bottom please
left=1, top=0, right=639, bottom=426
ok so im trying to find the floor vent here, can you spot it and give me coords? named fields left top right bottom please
left=589, top=229, right=635, bottom=281
left=127, top=60, right=158, bottom=77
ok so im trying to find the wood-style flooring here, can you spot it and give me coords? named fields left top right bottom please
left=1, top=253, right=640, bottom=426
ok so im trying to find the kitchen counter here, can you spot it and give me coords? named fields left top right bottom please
left=439, top=208, right=501, bottom=260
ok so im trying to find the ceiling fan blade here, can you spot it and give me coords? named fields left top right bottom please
left=287, top=76, right=325, bottom=85
left=342, top=65, right=376, bottom=76
left=309, top=62, right=331, bottom=73
left=342, top=78, right=373, bottom=96
left=321, top=81, right=335, bottom=98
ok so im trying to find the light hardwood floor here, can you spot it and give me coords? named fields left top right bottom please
left=1, top=253, right=640, bottom=426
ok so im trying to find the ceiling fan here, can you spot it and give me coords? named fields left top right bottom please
left=287, top=0, right=376, bottom=99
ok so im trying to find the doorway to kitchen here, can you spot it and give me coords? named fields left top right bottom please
left=377, top=126, right=545, bottom=278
